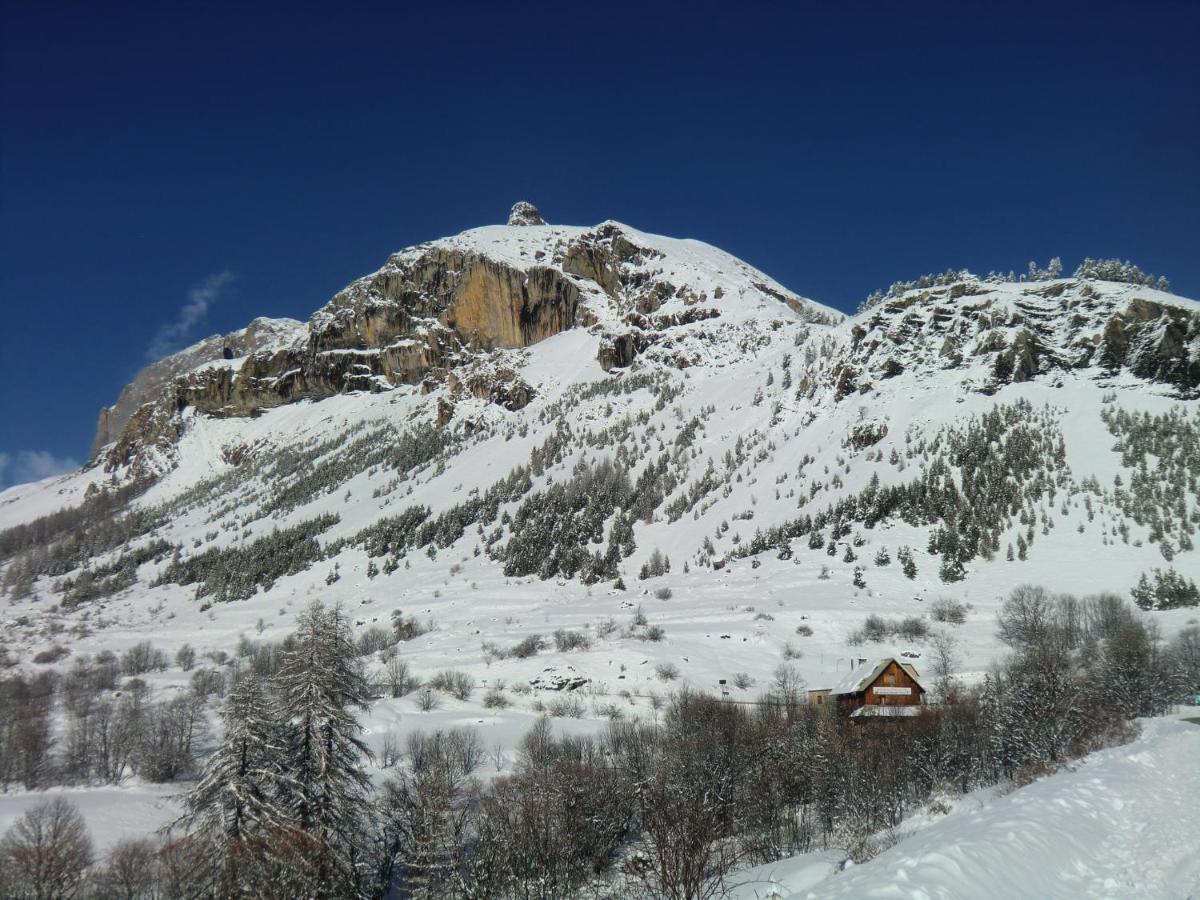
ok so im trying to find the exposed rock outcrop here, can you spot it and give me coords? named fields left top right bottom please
left=92, top=207, right=840, bottom=475
left=89, top=317, right=304, bottom=459
left=507, top=201, right=545, bottom=226
left=841, top=280, right=1200, bottom=399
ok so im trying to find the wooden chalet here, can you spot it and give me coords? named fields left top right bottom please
left=814, top=657, right=927, bottom=720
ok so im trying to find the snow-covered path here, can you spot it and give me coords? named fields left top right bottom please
left=775, top=717, right=1200, bottom=900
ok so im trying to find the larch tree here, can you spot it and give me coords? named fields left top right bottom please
left=275, top=601, right=374, bottom=886
left=176, top=674, right=291, bottom=859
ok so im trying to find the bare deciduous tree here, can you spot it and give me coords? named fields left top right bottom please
left=1, top=797, right=94, bottom=899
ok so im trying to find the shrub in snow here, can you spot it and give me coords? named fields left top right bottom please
left=356, top=626, right=394, bottom=656
left=931, top=597, right=968, bottom=624
left=508, top=634, right=545, bottom=659
left=654, top=663, right=680, bottom=681
left=483, top=688, right=510, bottom=709
left=175, top=644, right=196, bottom=671
left=383, top=658, right=417, bottom=697
left=642, top=625, right=666, bottom=643
left=121, top=641, right=166, bottom=675
left=431, top=670, right=475, bottom=701
left=545, top=695, right=585, bottom=718
left=552, top=629, right=591, bottom=652
left=32, top=645, right=69, bottom=665
left=391, top=611, right=432, bottom=642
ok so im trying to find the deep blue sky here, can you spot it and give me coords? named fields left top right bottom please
left=2, top=2, right=1198, bottom=485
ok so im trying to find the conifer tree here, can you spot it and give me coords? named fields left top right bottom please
left=275, top=601, right=374, bottom=886
left=179, top=677, right=289, bottom=839
left=175, top=676, right=291, bottom=890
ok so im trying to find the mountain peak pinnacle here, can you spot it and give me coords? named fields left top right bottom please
left=508, top=201, right=545, bottom=226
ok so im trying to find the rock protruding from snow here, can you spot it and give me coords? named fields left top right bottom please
left=529, top=668, right=590, bottom=691
left=507, top=201, right=545, bottom=226
left=89, top=316, right=306, bottom=460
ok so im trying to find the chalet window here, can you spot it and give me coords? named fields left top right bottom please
left=885, top=674, right=896, bottom=685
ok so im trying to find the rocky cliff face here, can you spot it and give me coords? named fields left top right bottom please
left=94, top=216, right=1200, bottom=483
left=166, top=245, right=587, bottom=425
left=89, top=317, right=306, bottom=460
left=98, top=203, right=838, bottom=476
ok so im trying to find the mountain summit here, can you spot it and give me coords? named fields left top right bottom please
left=507, top=201, right=546, bottom=226
left=91, top=208, right=841, bottom=476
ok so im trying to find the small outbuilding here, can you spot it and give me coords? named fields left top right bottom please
left=826, top=657, right=927, bottom=719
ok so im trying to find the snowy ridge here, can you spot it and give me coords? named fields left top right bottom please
left=386, top=218, right=843, bottom=327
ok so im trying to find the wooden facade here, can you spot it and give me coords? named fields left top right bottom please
left=812, top=657, right=927, bottom=721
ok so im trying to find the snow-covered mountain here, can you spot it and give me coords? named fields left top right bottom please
left=2, top=202, right=1198, bottom=695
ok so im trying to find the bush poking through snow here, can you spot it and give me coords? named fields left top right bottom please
left=32, top=645, right=70, bottom=665
left=430, top=670, right=475, bottom=701
left=931, top=597, right=969, bottom=624
left=383, top=658, right=418, bottom=697
left=641, top=625, right=666, bottom=643
left=848, top=614, right=930, bottom=644
left=552, top=629, right=591, bottom=652
left=545, top=695, right=585, bottom=718
left=391, top=611, right=433, bottom=642
left=483, top=688, right=510, bottom=709
left=655, top=663, right=680, bottom=681
left=509, top=634, right=545, bottom=659
left=355, top=626, right=394, bottom=656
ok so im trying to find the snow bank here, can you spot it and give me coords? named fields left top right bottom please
left=786, top=718, right=1200, bottom=899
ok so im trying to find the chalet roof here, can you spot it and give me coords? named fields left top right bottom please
left=830, top=657, right=927, bottom=696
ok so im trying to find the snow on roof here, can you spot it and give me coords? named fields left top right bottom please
left=850, top=705, right=925, bottom=718
left=830, top=657, right=927, bottom=695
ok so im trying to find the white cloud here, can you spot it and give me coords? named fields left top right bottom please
left=0, top=450, right=80, bottom=490
left=146, top=270, right=235, bottom=361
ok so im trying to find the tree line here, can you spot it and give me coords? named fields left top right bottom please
left=2, top=587, right=1196, bottom=898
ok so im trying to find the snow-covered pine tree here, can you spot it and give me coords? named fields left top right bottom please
left=275, top=601, right=374, bottom=887
left=175, top=675, right=292, bottom=890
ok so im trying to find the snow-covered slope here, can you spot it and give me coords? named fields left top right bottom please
left=745, top=716, right=1200, bottom=899
left=2, top=207, right=1199, bottom=704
